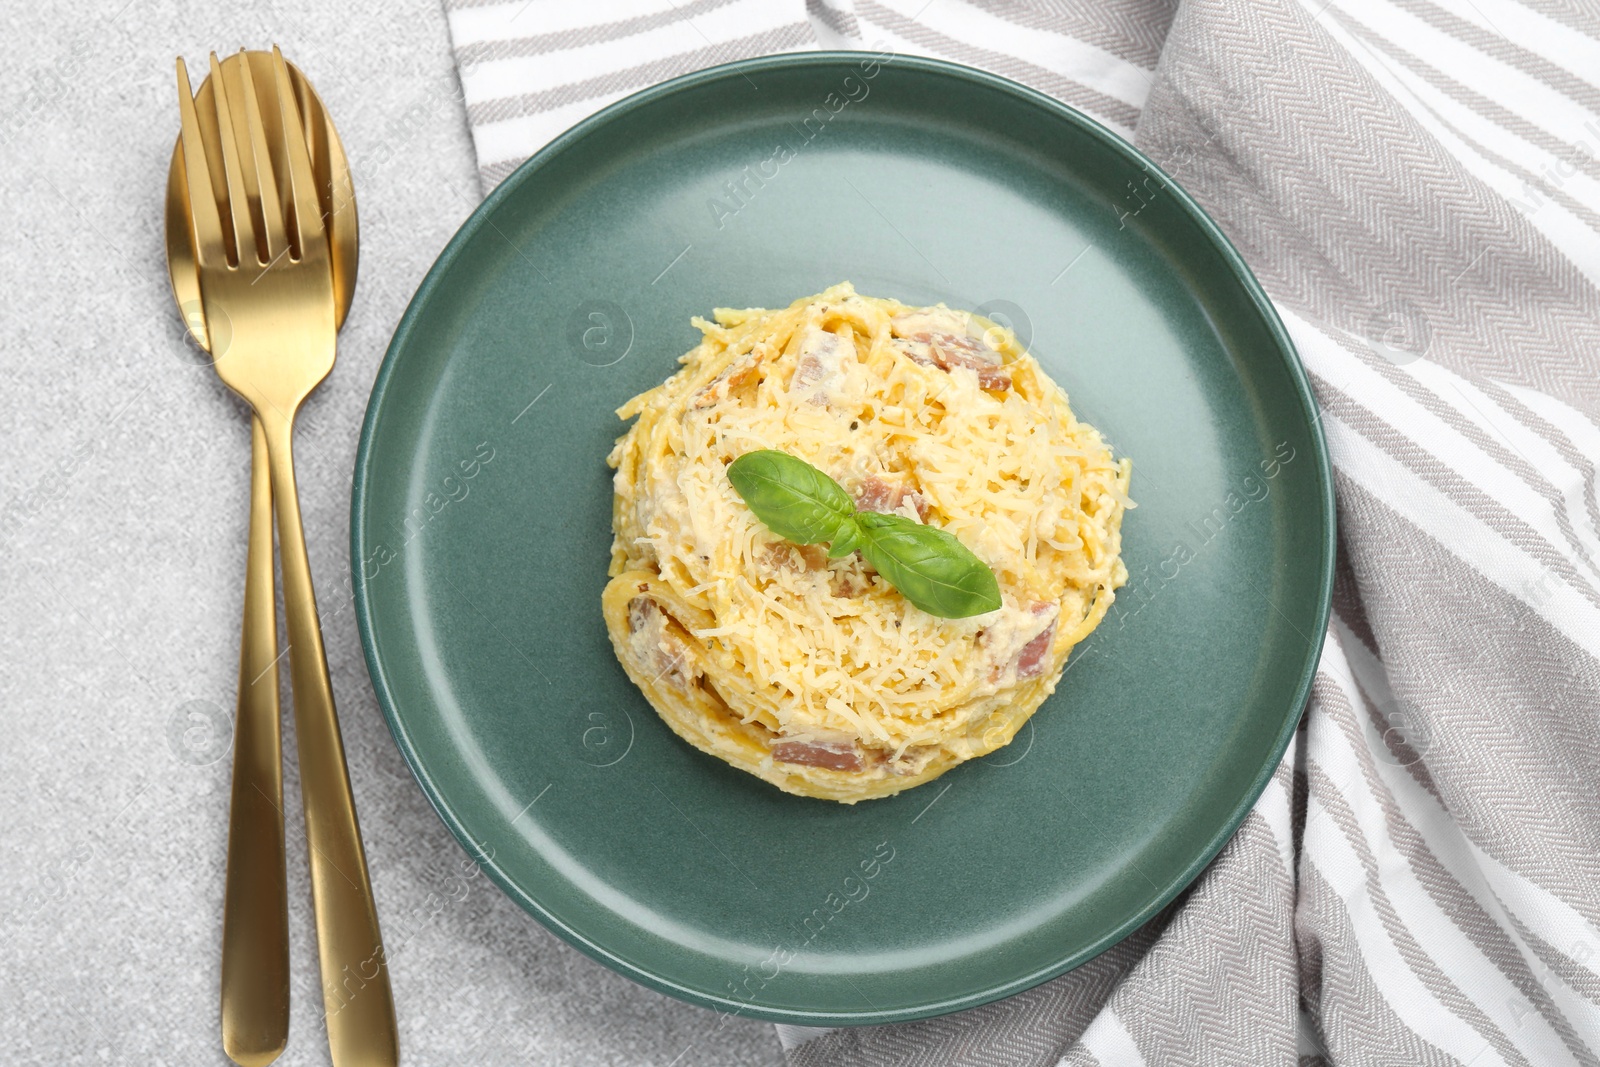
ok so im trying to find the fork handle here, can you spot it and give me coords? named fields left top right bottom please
left=220, top=416, right=290, bottom=1067
left=260, top=411, right=399, bottom=1067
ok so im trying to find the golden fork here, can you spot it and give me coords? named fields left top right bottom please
left=175, top=47, right=397, bottom=1067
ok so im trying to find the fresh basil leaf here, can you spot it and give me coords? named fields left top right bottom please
left=727, top=449, right=857, bottom=545
left=827, top=520, right=864, bottom=559
left=855, top=512, right=1002, bottom=618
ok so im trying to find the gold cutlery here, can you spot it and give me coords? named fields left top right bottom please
left=164, top=50, right=357, bottom=1067
left=171, top=47, right=395, bottom=1066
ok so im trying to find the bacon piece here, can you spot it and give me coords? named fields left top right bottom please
left=691, top=352, right=763, bottom=409
left=890, top=310, right=1012, bottom=391
left=852, top=475, right=930, bottom=520
left=771, top=740, right=863, bottom=772
left=908, top=332, right=1012, bottom=390
left=626, top=596, right=658, bottom=634
left=789, top=326, right=853, bottom=404
left=625, top=596, right=694, bottom=688
left=1016, top=602, right=1058, bottom=679
left=761, top=542, right=827, bottom=573
left=829, top=568, right=869, bottom=598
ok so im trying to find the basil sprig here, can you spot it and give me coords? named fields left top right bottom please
left=726, top=450, right=1002, bottom=618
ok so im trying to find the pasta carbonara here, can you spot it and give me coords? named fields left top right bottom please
left=604, top=283, right=1130, bottom=803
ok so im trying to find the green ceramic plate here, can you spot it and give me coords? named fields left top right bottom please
left=353, top=53, right=1333, bottom=1025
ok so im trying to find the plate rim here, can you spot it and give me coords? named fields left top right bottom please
left=351, top=50, right=1336, bottom=1025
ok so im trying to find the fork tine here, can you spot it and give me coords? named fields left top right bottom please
left=234, top=51, right=287, bottom=261
left=271, top=46, right=327, bottom=262
left=175, top=57, right=227, bottom=270
left=209, top=52, right=254, bottom=266
left=218, top=53, right=267, bottom=265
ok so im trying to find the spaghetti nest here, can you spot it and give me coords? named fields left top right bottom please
left=604, top=283, right=1130, bottom=803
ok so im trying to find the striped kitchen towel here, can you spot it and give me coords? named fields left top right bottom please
left=440, top=1, right=1600, bottom=1063
left=445, top=0, right=815, bottom=189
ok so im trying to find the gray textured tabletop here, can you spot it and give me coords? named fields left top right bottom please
left=0, top=3, right=784, bottom=1064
